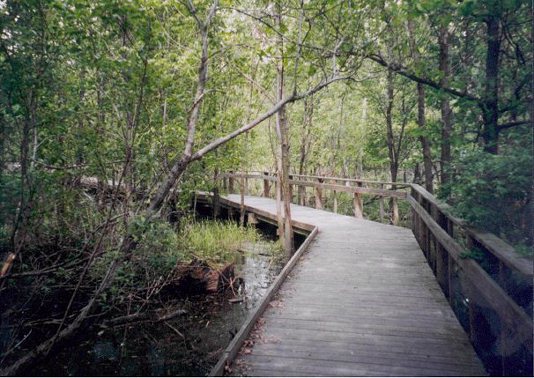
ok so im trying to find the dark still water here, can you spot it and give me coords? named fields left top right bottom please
left=35, top=240, right=286, bottom=376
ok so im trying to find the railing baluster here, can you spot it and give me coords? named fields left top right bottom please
left=315, top=179, right=323, bottom=209
left=228, top=171, right=235, bottom=193
left=239, top=174, right=245, bottom=226
left=263, top=171, right=270, bottom=197
left=379, top=183, right=385, bottom=222
left=353, top=192, right=363, bottom=218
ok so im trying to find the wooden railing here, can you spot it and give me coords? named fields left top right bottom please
left=219, top=171, right=408, bottom=223
left=409, top=184, right=532, bottom=376
left=215, top=171, right=533, bottom=376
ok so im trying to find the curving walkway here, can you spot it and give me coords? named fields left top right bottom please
left=222, top=195, right=486, bottom=376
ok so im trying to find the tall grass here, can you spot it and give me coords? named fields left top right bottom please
left=181, top=220, right=261, bottom=267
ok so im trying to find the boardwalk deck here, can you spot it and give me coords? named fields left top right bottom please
left=218, top=195, right=486, bottom=376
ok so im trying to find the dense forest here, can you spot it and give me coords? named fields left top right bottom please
left=0, top=0, right=532, bottom=375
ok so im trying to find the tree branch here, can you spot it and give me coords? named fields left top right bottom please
left=190, top=75, right=349, bottom=161
left=367, top=54, right=482, bottom=103
left=497, top=120, right=531, bottom=131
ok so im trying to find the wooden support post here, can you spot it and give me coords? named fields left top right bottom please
left=436, top=242, right=449, bottom=296
left=391, top=197, right=399, bottom=225
left=435, top=209, right=449, bottom=295
left=379, top=184, right=385, bottom=222
left=247, top=212, right=258, bottom=225
left=353, top=182, right=363, bottom=218
left=298, top=182, right=305, bottom=205
left=447, top=255, right=455, bottom=306
left=353, top=192, right=363, bottom=218
left=263, top=172, right=270, bottom=197
left=333, top=190, right=338, bottom=214
left=425, top=202, right=431, bottom=254
left=239, top=175, right=245, bottom=226
left=288, top=175, right=293, bottom=203
left=315, top=186, right=323, bottom=209
left=228, top=172, right=235, bottom=193
left=468, top=294, right=481, bottom=351
left=212, top=187, right=220, bottom=219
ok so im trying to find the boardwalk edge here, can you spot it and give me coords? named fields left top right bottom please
left=209, top=226, right=319, bottom=376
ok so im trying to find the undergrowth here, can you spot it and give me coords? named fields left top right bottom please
left=180, top=220, right=262, bottom=267
left=91, top=218, right=268, bottom=304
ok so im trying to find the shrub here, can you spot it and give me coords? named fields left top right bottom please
left=441, top=149, right=532, bottom=250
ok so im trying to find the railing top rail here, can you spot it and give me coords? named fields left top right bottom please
left=288, top=173, right=410, bottom=187
left=221, top=171, right=410, bottom=188
left=410, top=184, right=465, bottom=227
left=410, top=183, right=532, bottom=278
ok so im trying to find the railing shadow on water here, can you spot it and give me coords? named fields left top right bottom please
left=214, top=171, right=533, bottom=376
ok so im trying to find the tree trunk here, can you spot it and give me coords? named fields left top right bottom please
left=298, top=96, right=313, bottom=205
left=481, top=15, right=501, bottom=154
left=417, top=83, right=433, bottom=193
left=439, top=25, right=453, bottom=185
left=385, top=68, right=399, bottom=225
left=407, top=19, right=433, bottom=193
left=275, top=4, right=294, bottom=255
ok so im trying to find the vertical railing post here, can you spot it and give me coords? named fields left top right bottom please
left=263, top=171, right=270, bottom=198
left=333, top=190, right=338, bottom=213
left=421, top=199, right=429, bottom=258
left=379, top=184, right=385, bottom=222
left=435, top=209, right=450, bottom=296
left=315, top=178, right=323, bottom=209
left=239, top=174, right=245, bottom=226
left=298, top=178, right=306, bottom=205
left=228, top=171, right=235, bottom=193
left=429, top=204, right=440, bottom=273
left=212, top=186, right=220, bottom=219
left=390, top=182, right=399, bottom=225
left=353, top=182, right=363, bottom=218
left=222, top=174, right=228, bottom=192
left=465, top=233, right=477, bottom=344
left=288, top=175, right=293, bottom=203
left=410, top=186, right=418, bottom=242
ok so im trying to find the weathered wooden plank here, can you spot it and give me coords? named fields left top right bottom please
left=248, top=343, right=484, bottom=372
left=240, top=354, right=482, bottom=377
left=201, top=194, right=487, bottom=376
left=259, top=316, right=470, bottom=340
left=248, top=326, right=479, bottom=357
left=248, top=336, right=483, bottom=364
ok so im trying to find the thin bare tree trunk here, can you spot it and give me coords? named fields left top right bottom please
left=385, top=68, right=399, bottom=225
left=481, top=15, right=501, bottom=154
left=298, top=96, right=313, bottom=205
left=439, top=25, right=453, bottom=186
left=407, top=19, right=433, bottom=193
left=418, top=83, right=433, bottom=193
left=275, top=3, right=294, bottom=255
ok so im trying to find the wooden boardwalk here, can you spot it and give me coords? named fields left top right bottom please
left=221, top=194, right=486, bottom=376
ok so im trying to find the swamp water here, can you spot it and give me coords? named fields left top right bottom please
left=34, top=237, right=287, bottom=376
